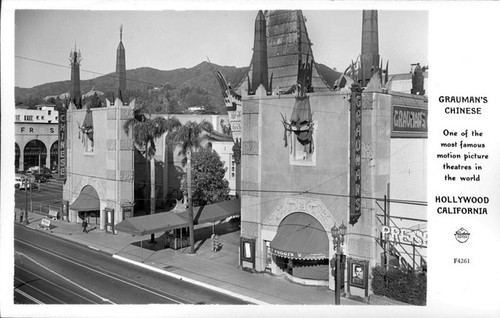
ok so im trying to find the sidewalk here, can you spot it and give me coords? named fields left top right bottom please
left=22, top=212, right=369, bottom=305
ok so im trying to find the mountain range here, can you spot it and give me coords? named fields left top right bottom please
left=15, top=61, right=342, bottom=109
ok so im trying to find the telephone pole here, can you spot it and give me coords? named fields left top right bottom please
left=24, top=177, right=29, bottom=225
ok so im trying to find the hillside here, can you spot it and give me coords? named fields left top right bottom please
left=15, top=61, right=341, bottom=111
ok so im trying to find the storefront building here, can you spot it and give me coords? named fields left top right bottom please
left=15, top=104, right=59, bottom=171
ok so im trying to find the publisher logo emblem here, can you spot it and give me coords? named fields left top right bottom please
left=454, top=228, right=470, bottom=243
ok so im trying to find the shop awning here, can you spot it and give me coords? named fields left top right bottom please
left=270, top=212, right=329, bottom=260
left=178, top=199, right=241, bottom=225
left=115, top=212, right=188, bottom=236
left=115, top=199, right=241, bottom=236
left=69, top=185, right=100, bottom=211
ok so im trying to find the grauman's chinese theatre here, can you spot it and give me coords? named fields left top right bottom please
left=216, top=10, right=427, bottom=296
left=62, top=26, right=135, bottom=230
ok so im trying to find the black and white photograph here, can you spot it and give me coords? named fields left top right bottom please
left=1, top=1, right=500, bottom=318
left=349, top=260, right=367, bottom=289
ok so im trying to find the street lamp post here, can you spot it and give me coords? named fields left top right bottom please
left=331, top=222, right=347, bottom=305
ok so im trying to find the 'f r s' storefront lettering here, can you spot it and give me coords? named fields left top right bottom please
left=20, top=126, right=56, bottom=134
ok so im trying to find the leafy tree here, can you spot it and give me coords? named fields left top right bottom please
left=52, top=96, right=65, bottom=110
left=166, top=120, right=213, bottom=254
left=181, top=148, right=230, bottom=206
left=90, top=92, right=102, bottom=108
left=124, top=110, right=181, bottom=242
left=183, top=89, right=209, bottom=108
left=135, top=87, right=183, bottom=114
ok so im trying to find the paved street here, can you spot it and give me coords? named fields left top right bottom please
left=14, top=223, right=249, bottom=304
left=14, top=176, right=63, bottom=215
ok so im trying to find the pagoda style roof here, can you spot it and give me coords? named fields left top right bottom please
left=239, top=10, right=332, bottom=94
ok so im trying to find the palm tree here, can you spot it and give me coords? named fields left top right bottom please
left=124, top=110, right=180, bottom=242
left=166, top=120, right=213, bottom=254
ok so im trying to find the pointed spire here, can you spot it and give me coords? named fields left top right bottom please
left=360, top=10, right=380, bottom=87
left=116, top=25, right=128, bottom=104
left=249, top=10, right=270, bottom=95
left=69, top=46, right=82, bottom=109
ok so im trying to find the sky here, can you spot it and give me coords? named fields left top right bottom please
left=14, top=9, right=427, bottom=88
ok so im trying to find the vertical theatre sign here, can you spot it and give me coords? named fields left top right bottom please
left=349, top=84, right=362, bottom=225
left=58, top=108, right=67, bottom=179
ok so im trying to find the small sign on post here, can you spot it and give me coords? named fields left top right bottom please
left=48, top=209, right=59, bottom=220
left=39, top=218, right=51, bottom=230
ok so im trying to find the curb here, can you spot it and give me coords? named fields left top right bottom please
left=112, top=254, right=269, bottom=305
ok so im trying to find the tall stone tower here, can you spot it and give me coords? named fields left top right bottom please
left=360, top=10, right=380, bottom=87
left=116, top=25, right=128, bottom=104
left=249, top=10, right=269, bottom=95
left=69, top=47, right=82, bottom=109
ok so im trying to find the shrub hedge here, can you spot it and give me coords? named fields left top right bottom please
left=371, top=265, right=427, bottom=305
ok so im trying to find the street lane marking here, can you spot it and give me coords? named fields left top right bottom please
left=88, top=246, right=100, bottom=251
left=15, top=252, right=115, bottom=304
left=15, top=238, right=185, bottom=304
left=14, top=288, right=44, bottom=304
left=113, top=254, right=268, bottom=305
left=15, top=265, right=99, bottom=304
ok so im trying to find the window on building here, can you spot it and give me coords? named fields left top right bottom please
left=289, top=120, right=318, bottom=166
left=84, top=134, right=94, bottom=153
left=15, top=115, right=20, bottom=121
left=48, top=110, right=52, bottom=115
left=230, top=157, right=236, bottom=179
left=36, top=116, right=40, bottom=120
left=83, top=132, right=94, bottom=154
left=24, top=115, right=33, bottom=121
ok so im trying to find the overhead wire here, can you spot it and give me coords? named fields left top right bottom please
left=14, top=54, right=423, bottom=121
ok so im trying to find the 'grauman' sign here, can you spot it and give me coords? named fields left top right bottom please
left=349, top=84, right=362, bottom=225
left=392, top=104, right=428, bottom=138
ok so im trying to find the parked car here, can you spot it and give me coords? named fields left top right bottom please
left=33, top=173, right=47, bottom=183
left=26, top=166, right=52, bottom=179
left=15, top=174, right=37, bottom=190
left=15, top=174, right=25, bottom=189
left=26, top=166, right=40, bottom=173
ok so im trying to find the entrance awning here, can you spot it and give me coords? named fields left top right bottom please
left=115, top=199, right=241, bottom=236
left=115, top=212, right=188, bottom=236
left=70, top=185, right=100, bottom=211
left=270, top=212, right=329, bottom=260
left=178, top=199, right=241, bottom=225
